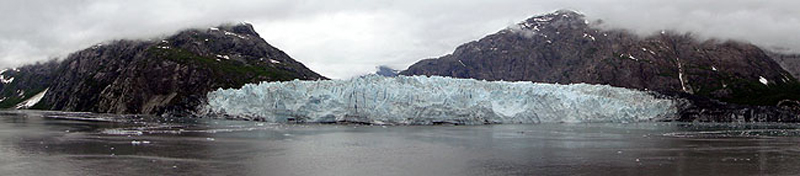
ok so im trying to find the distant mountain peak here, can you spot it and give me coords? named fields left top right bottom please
left=551, top=9, right=585, bottom=17
left=375, top=65, right=399, bottom=77
left=506, top=9, right=590, bottom=38
left=402, top=9, right=799, bottom=107
left=207, top=22, right=260, bottom=37
left=527, top=9, right=586, bottom=23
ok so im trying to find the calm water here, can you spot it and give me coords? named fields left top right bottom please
left=2, top=110, right=800, bottom=176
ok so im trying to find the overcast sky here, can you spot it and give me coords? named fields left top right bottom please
left=1, top=0, right=799, bottom=79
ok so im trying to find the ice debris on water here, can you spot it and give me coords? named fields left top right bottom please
left=205, top=75, right=677, bottom=125
left=131, top=140, right=151, bottom=145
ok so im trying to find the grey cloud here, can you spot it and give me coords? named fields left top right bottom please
left=1, top=0, right=798, bottom=79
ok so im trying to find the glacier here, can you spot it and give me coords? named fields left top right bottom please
left=204, top=75, right=677, bottom=125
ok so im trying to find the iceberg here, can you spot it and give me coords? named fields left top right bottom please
left=204, top=75, right=677, bottom=125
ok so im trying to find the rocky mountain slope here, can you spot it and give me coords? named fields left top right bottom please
left=0, top=23, right=325, bottom=115
left=768, top=52, right=800, bottom=80
left=0, top=61, right=59, bottom=109
left=401, top=10, right=799, bottom=107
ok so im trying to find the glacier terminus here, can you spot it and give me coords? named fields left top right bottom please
left=204, top=75, right=678, bottom=125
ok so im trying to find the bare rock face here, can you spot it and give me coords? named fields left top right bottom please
left=402, top=10, right=798, bottom=106
left=401, top=10, right=800, bottom=122
left=0, top=61, right=59, bottom=108
left=1, top=23, right=325, bottom=115
left=768, top=52, right=800, bottom=80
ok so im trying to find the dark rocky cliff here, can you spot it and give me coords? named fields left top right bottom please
left=0, top=23, right=325, bottom=115
left=401, top=10, right=800, bottom=122
left=0, top=61, right=59, bottom=108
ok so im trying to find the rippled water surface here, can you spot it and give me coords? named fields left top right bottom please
left=2, top=110, right=800, bottom=176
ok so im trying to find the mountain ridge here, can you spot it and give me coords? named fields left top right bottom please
left=401, top=9, right=798, bottom=106
left=0, top=23, right=325, bottom=115
left=400, top=9, right=800, bottom=122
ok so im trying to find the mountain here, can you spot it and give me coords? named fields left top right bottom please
left=375, top=65, right=399, bottom=77
left=401, top=10, right=799, bottom=107
left=0, top=23, right=325, bottom=115
left=0, top=61, right=59, bottom=109
left=767, top=52, right=800, bottom=80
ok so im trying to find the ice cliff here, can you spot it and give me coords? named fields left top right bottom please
left=204, top=75, right=677, bottom=124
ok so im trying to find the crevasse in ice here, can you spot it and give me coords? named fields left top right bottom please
left=204, top=75, right=677, bottom=124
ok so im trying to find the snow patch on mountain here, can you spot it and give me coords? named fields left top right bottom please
left=0, top=69, right=14, bottom=84
left=16, top=88, right=48, bottom=109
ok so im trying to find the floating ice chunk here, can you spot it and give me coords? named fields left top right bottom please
left=209, top=27, right=219, bottom=31
left=759, top=76, right=768, bottom=85
left=712, top=66, right=717, bottom=71
left=269, top=59, right=281, bottom=64
left=131, top=140, right=151, bottom=145
left=205, top=75, right=677, bottom=125
left=100, top=129, right=143, bottom=135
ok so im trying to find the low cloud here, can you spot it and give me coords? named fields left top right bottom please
left=1, top=0, right=798, bottom=79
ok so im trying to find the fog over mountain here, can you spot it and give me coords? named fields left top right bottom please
left=1, top=0, right=799, bottom=79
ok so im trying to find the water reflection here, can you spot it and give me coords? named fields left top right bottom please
left=1, top=110, right=800, bottom=175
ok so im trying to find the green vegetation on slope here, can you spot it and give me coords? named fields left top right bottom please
left=147, top=46, right=300, bottom=89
